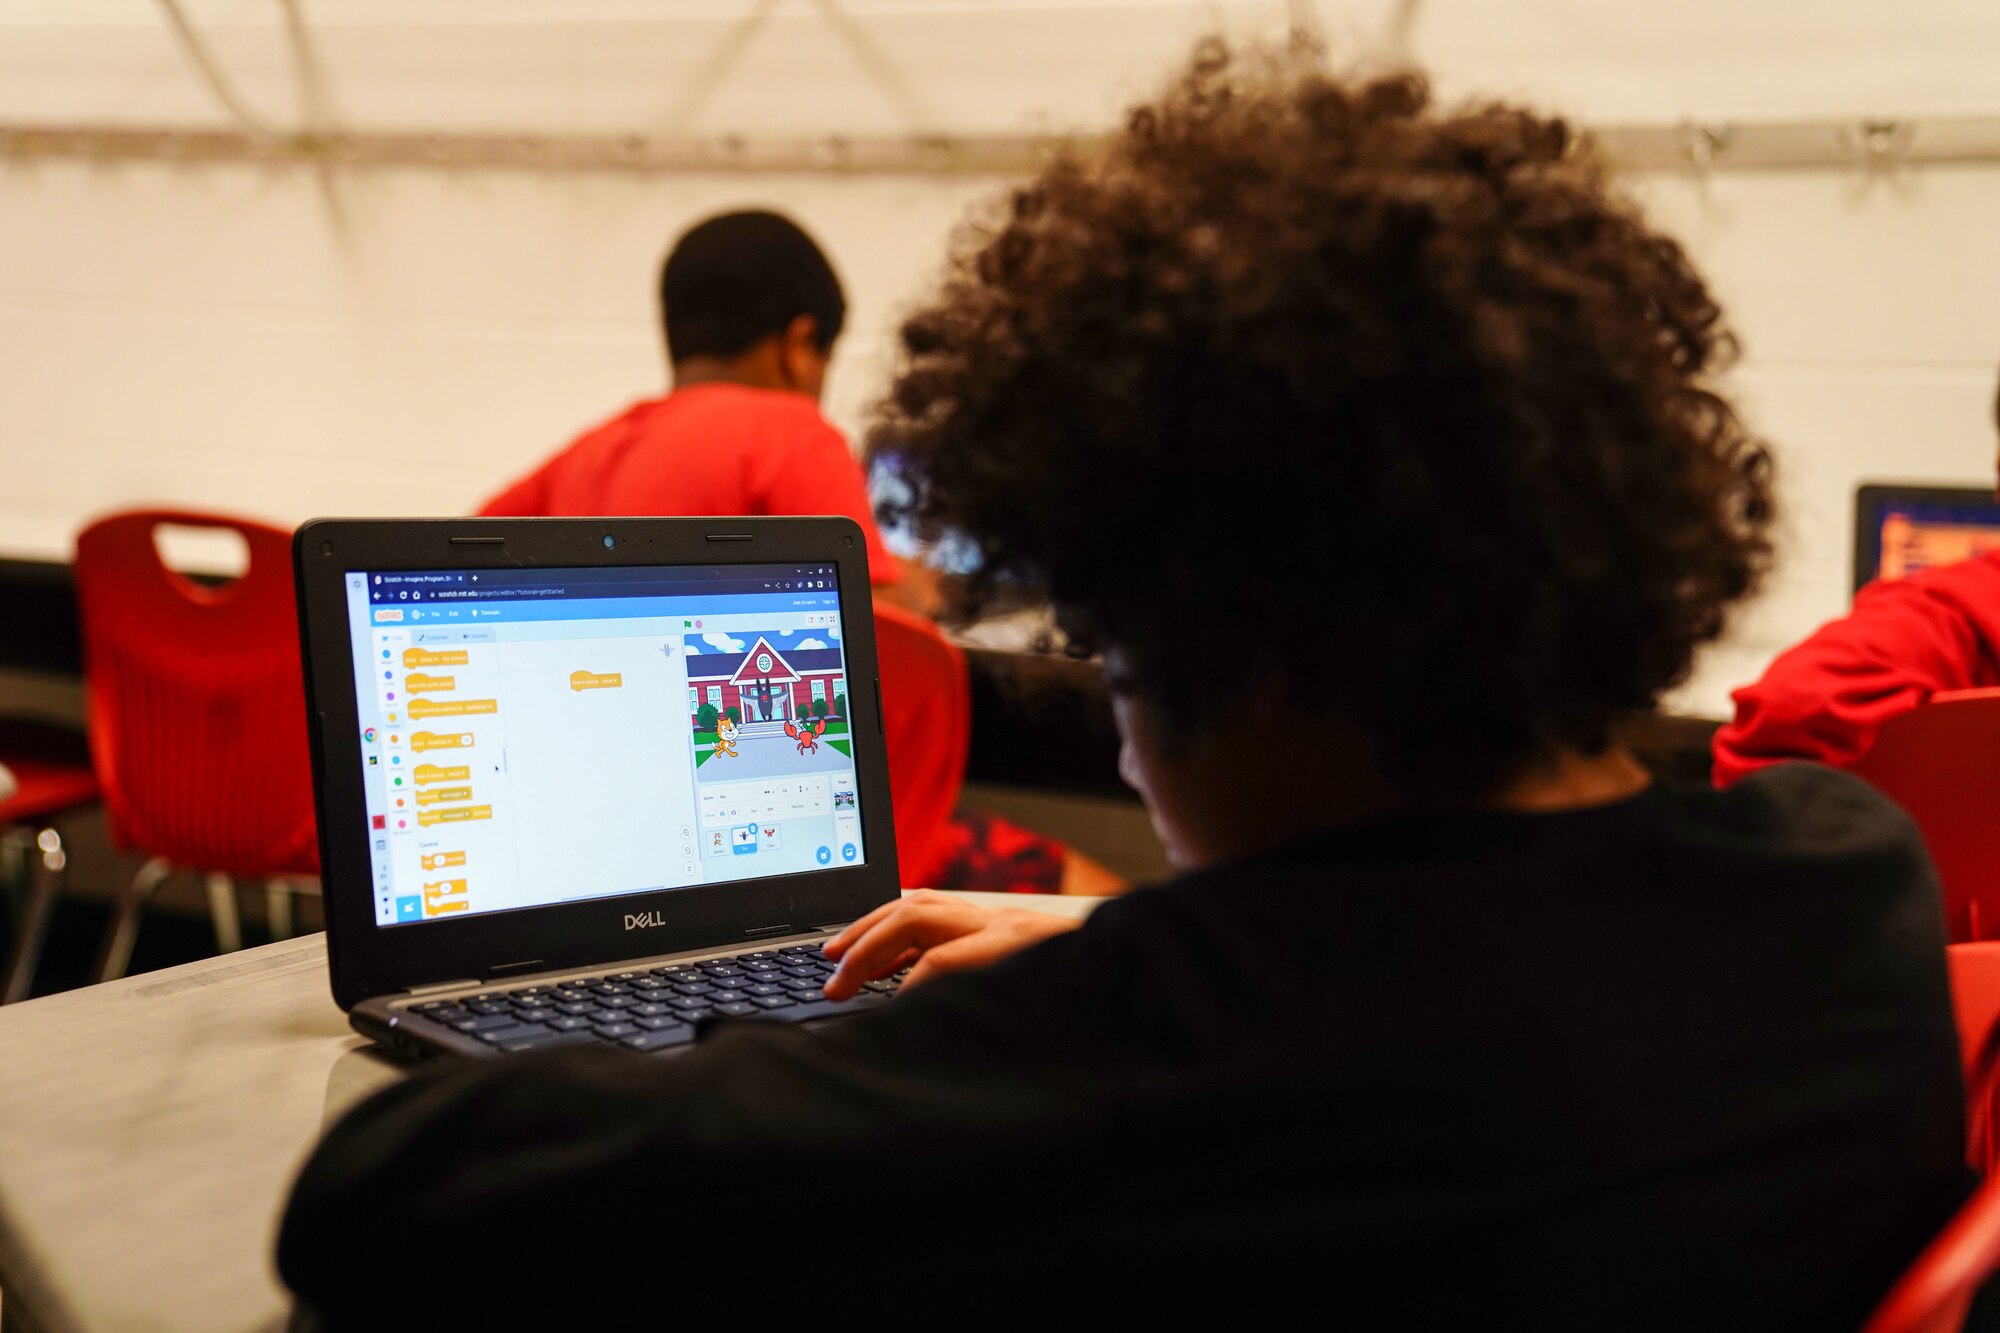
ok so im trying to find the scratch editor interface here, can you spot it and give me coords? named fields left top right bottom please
left=342, top=562, right=867, bottom=927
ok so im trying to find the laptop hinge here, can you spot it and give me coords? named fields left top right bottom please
left=404, top=978, right=481, bottom=997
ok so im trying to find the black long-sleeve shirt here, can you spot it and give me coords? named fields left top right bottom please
left=278, top=765, right=1969, bottom=1328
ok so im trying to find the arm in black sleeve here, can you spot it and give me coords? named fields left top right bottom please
left=275, top=914, right=1145, bottom=1324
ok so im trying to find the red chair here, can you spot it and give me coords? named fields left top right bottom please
left=1951, top=942, right=2000, bottom=1178
left=73, top=511, right=319, bottom=980
left=873, top=603, right=970, bottom=888
left=1851, top=689, right=2000, bottom=943
left=1861, top=941, right=2000, bottom=1332
left=0, top=720, right=100, bottom=1002
left=1865, top=1178, right=2000, bottom=1333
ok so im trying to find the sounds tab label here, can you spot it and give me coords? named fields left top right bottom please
left=403, top=647, right=469, bottom=668
left=569, top=670, right=624, bottom=692
left=418, top=804, right=493, bottom=828
left=409, top=731, right=474, bottom=752
left=409, top=697, right=498, bottom=719
left=421, top=851, right=466, bottom=870
left=412, top=764, right=472, bottom=786
left=416, top=785, right=473, bottom=806
left=404, top=672, right=457, bottom=693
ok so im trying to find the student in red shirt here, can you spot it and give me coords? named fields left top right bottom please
left=1712, top=383, right=2000, bottom=785
left=482, top=209, right=1107, bottom=893
left=477, top=209, right=906, bottom=594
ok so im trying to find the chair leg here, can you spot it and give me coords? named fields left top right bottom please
left=2, top=828, right=67, bottom=1004
left=206, top=872, right=242, bottom=955
left=0, top=827, right=28, bottom=948
left=266, top=877, right=294, bottom=942
left=95, top=857, right=172, bottom=983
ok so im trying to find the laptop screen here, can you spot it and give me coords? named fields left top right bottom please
left=340, top=560, right=867, bottom=927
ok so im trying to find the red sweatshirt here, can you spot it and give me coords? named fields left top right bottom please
left=479, top=384, right=902, bottom=585
left=1712, top=551, right=2000, bottom=786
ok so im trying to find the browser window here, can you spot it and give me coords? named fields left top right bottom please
left=339, top=562, right=866, bottom=927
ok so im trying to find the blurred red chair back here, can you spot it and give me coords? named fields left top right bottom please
left=873, top=603, right=968, bottom=888
left=1852, top=689, right=2000, bottom=943
left=1861, top=941, right=2000, bottom=1333
left=1950, top=942, right=2000, bottom=1178
left=74, top=511, right=318, bottom=876
left=1865, top=1175, right=2000, bottom=1333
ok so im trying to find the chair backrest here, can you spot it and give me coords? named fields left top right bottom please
left=1851, top=689, right=2000, bottom=943
left=1951, top=942, right=2000, bottom=1177
left=872, top=603, right=969, bottom=888
left=1863, top=1178, right=2000, bottom=1333
left=1861, top=941, right=2000, bottom=1333
left=73, top=510, right=318, bottom=875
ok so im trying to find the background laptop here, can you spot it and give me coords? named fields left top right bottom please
left=294, top=516, right=901, bottom=1059
left=1854, top=483, right=2000, bottom=596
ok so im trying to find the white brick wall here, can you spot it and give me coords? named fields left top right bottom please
left=3, top=0, right=1998, bottom=716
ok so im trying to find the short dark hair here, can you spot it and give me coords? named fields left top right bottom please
left=870, top=42, right=1774, bottom=804
left=660, top=210, right=846, bottom=362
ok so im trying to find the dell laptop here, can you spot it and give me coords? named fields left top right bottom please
left=294, top=516, right=902, bottom=1060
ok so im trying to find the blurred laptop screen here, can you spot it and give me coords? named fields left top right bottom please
left=1854, top=484, right=2000, bottom=594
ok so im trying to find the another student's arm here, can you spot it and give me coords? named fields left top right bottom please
left=1713, top=566, right=2000, bottom=786
left=277, top=913, right=1137, bottom=1324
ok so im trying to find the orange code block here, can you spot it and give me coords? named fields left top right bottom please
left=408, top=698, right=497, bottom=720
left=417, top=804, right=492, bottom=828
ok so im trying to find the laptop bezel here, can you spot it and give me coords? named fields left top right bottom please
left=294, top=516, right=901, bottom=1012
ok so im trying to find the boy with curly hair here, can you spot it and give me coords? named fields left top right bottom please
left=279, top=43, right=1967, bottom=1326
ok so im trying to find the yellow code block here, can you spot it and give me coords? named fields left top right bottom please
left=409, top=697, right=498, bottom=720
left=416, top=785, right=473, bottom=807
left=423, top=879, right=469, bottom=918
left=403, top=647, right=469, bottom=668
left=410, top=731, right=474, bottom=752
left=404, top=672, right=457, bottom=693
left=569, top=670, right=624, bottom=692
left=413, top=764, right=471, bottom=786
left=418, top=804, right=492, bottom=828
left=421, top=851, right=466, bottom=871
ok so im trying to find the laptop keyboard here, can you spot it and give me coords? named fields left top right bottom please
left=405, top=943, right=903, bottom=1055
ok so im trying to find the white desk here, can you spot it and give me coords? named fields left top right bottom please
left=0, top=892, right=1103, bottom=1333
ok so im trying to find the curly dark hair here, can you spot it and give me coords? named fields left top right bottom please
left=870, top=41, right=1773, bottom=803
